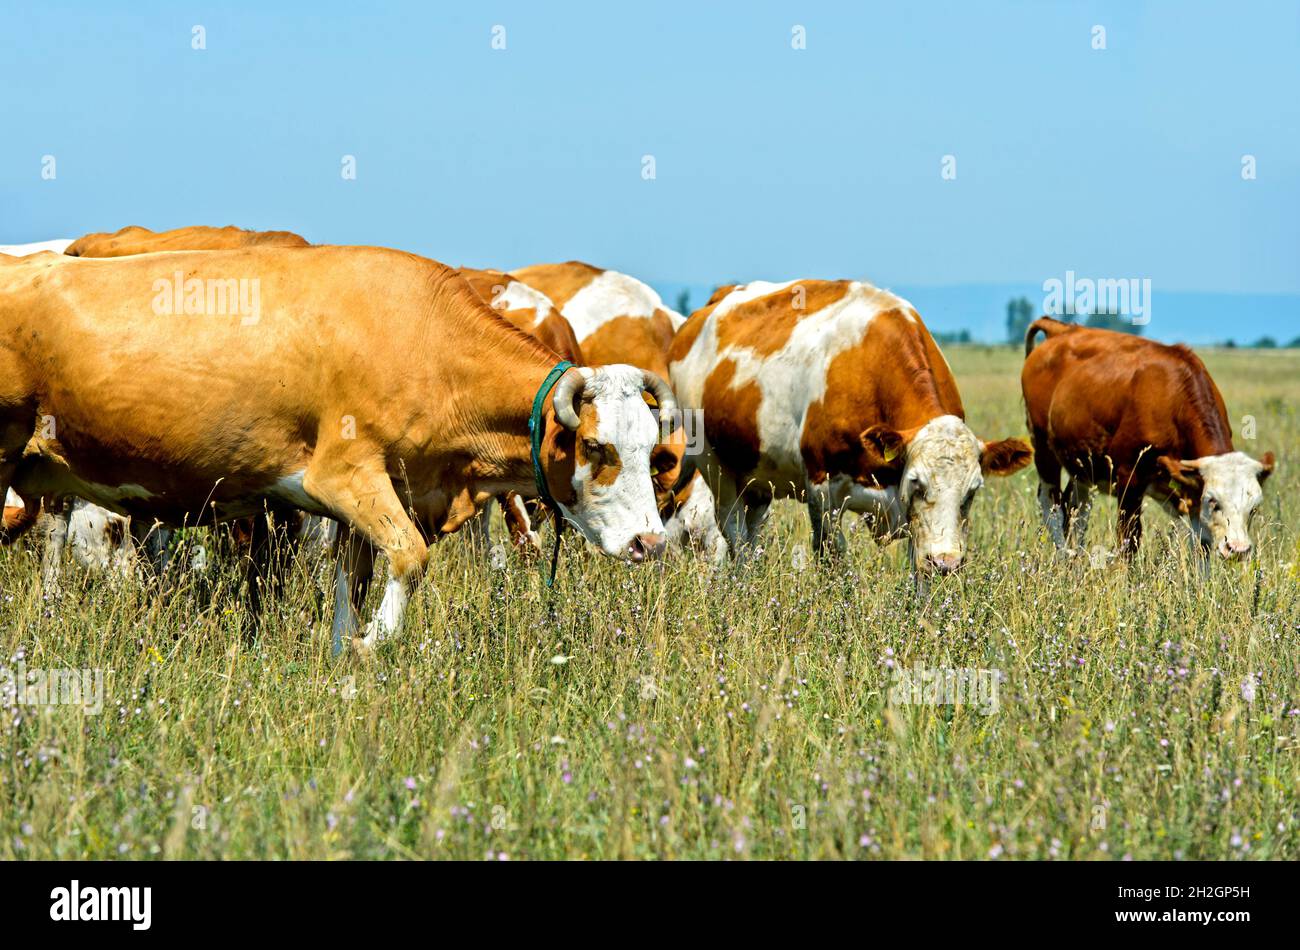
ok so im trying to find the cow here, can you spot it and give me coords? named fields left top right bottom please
left=64, top=224, right=309, bottom=258
left=455, top=266, right=585, bottom=557
left=0, top=246, right=675, bottom=656
left=667, top=279, right=1033, bottom=579
left=11, top=226, right=313, bottom=597
left=1022, top=317, right=1275, bottom=563
left=511, top=261, right=727, bottom=562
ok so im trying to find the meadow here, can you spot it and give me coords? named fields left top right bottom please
left=1, top=346, right=1296, bottom=860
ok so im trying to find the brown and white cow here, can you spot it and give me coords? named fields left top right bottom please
left=1022, top=317, right=1275, bottom=562
left=511, top=261, right=727, bottom=562
left=65, top=224, right=310, bottom=258
left=456, top=266, right=584, bottom=556
left=668, top=280, right=1032, bottom=575
left=0, top=246, right=675, bottom=655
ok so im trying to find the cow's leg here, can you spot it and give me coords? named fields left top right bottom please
left=502, top=492, right=542, bottom=557
left=741, top=487, right=772, bottom=549
left=1063, top=478, right=1093, bottom=553
left=130, top=518, right=174, bottom=578
left=808, top=479, right=848, bottom=559
left=464, top=502, right=492, bottom=558
left=0, top=415, right=39, bottom=544
left=304, top=458, right=429, bottom=656
left=1031, top=431, right=1068, bottom=550
left=329, top=524, right=374, bottom=657
left=242, top=511, right=287, bottom=635
left=1183, top=512, right=1213, bottom=580
left=710, top=471, right=748, bottom=558
left=39, top=498, right=71, bottom=592
left=1116, top=481, right=1145, bottom=559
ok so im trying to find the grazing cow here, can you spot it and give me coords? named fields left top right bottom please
left=1, top=241, right=139, bottom=584
left=19, top=225, right=312, bottom=596
left=457, top=267, right=583, bottom=556
left=1022, top=317, right=1275, bottom=561
left=0, top=246, right=675, bottom=655
left=511, top=261, right=727, bottom=562
left=668, top=279, right=1033, bottom=576
left=65, top=224, right=309, bottom=258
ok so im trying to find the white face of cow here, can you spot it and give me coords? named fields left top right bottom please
left=1166, top=451, right=1274, bottom=560
left=552, top=365, right=669, bottom=561
left=861, top=414, right=1033, bottom=576
left=898, top=416, right=986, bottom=574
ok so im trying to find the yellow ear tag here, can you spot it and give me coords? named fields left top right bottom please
left=883, top=444, right=900, bottom=463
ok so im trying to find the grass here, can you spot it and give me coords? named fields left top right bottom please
left=1, top=346, right=1296, bottom=860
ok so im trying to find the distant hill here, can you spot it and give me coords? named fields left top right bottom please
left=651, top=280, right=1300, bottom=347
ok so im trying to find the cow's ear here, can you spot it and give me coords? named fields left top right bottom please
left=859, top=425, right=907, bottom=471
left=1257, top=451, right=1276, bottom=484
left=980, top=438, right=1033, bottom=476
left=1158, top=455, right=1201, bottom=488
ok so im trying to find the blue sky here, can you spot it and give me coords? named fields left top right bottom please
left=2, top=1, right=1297, bottom=336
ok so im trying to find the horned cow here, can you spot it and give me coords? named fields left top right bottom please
left=0, top=246, right=675, bottom=655
left=511, top=261, right=727, bottom=562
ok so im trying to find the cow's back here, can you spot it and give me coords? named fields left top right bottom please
left=458, top=267, right=582, bottom=362
left=1023, top=324, right=1231, bottom=463
left=669, top=279, right=962, bottom=489
left=511, top=262, right=682, bottom=377
left=65, top=224, right=309, bottom=258
left=0, top=246, right=484, bottom=503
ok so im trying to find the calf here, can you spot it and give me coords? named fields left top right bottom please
left=1023, top=317, right=1275, bottom=561
left=668, top=279, right=1032, bottom=576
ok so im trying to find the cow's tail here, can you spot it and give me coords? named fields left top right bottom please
left=1024, top=317, right=1073, bottom=357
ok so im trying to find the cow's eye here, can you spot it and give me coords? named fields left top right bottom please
left=1205, top=494, right=1219, bottom=511
left=582, top=438, right=603, bottom=460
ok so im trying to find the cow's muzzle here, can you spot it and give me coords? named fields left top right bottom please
left=921, top=552, right=964, bottom=576
left=628, top=532, right=667, bottom=563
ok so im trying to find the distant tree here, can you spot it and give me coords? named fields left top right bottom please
left=1253, top=336, right=1278, bottom=349
left=675, top=289, right=691, bottom=316
left=1288, top=336, right=1300, bottom=349
left=934, top=329, right=972, bottom=345
left=1005, top=297, right=1036, bottom=343
left=1084, top=310, right=1143, bottom=336
left=1224, top=339, right=1238, bottom=349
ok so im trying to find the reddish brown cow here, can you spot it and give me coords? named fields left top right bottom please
left=1022, top=317, right=1275, bottom=561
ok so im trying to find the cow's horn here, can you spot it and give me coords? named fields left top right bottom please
left=551, top=368, right=585, bottom=430
left=642, top=371, right=678, bottom=426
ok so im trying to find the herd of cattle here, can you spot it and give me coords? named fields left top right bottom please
left=0, top=226, right=1277, bottom=655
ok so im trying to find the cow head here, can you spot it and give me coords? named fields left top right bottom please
left=859, top=415, right=1032, bottom=575
left=546, top=365, right=675, bottom=561
left=1159, top=451, right=1275, bottom=560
